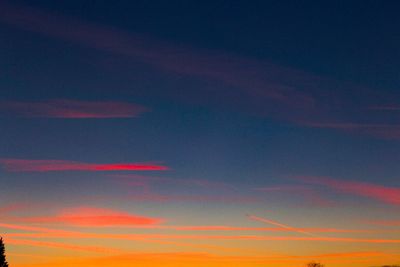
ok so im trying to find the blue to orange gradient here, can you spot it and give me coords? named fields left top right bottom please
left=0, top=1, right=400, bottom=266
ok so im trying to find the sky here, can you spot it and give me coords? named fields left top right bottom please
left=0, top=1, right=400, bottom=266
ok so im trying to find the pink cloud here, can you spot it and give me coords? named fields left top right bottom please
left=18, top=206, right=163, bottom=227
left=297, top=176, right=400, bottom=206
left=2, top=1, right=400, bottom=142
left=0, top=203, right=27, bottom=215
left=302, top=122, right=400, bottom=140
left=127, top=192, right=258, bottom=204
left=256, top=185, right=335, bottom=207
left=366, top=220, right=400, bottom=226
left=0, top=159, right=169, bottom=172
left=0, top=99, right=148, bottom=118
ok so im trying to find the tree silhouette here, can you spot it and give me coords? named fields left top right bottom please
left=0, top=237, right=8, bottom=267
left=306, top=262, right=324, bottom=267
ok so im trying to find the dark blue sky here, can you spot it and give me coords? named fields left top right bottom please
left=1, top=2, right=400, bottom=266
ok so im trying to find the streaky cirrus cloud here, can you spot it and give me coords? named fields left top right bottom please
left=5, top=232, right=400, bottom=244
left=302, top=122, right=400, bottom=140
left=255, top=185, right=335, bottom=207
left=366, top=220, right=400, bottom=226
left=0, top=222, right=376, bottom=236
left=15, top=206, right=163, bottom=227
left=297, top=176, right=400, bottom=206
left=0, top=158, right=169, bottom=172
left=4, top=0, right=400, bottom=141
left=247, top=214, right=315, bottom=237
left=8, top=251, right=390, bottom=267
left=5, top=238, right=123, bottom=254
left=0, top=99, right=148, bottom=118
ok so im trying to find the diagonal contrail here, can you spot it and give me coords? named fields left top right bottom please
left=247, top=214, right=317, bottom=237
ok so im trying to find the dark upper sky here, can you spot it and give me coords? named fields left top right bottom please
left=1, top=2, right=400, bottom=266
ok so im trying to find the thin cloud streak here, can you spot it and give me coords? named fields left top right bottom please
left=0, top=159, right=169, bottom=172
left=247, top=214, right=315, bottom=236
left=367, top=220, right=400, bottom=226
left=255, top=185, right=335, bottom=207
left=14, top=206, right=163, bottom=227
left=5, top=238, right=123, bottom=254
left=4, top=232, right=400, bottom=244
left=0, top=99, right=148, bottom=118
left=298, top=176, right=400, bottom=206
left=0, top=222, right=375, bottom=234
left=303, top=122, right=400, bottom=140
left=2, top=1, right=400, bottom=141
left=6, top=251, right=390, bottom=267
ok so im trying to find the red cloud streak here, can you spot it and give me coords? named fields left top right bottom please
left=0, top=99, right=148, bottom=118
left=298, top=176, right=400, bottom=206
left=0, top=159, right=169, bottom=172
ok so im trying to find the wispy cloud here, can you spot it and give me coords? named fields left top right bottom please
left=5, top=232, right=400, bottom=244
left=0, top=221, right=379, bottom=235
left=6, top=251, right=390, bottom=267
left=303, top=122, right=400, bottom=140
left=2, top=1, right=400, bottom=141
left=297, top=176, right=400, bottom=206
left=366, top=220, right=400, bottom=226
left=6, top=238, right=123, bottom=254
left=247, top=214, right=315, bottom=236
left=0, top=158, right=169, bottom=172
left=255, top=185, right=335, bottom=207
left=0, top=203, right=27, bottom=215
left=14, top=206, right=163, bottom=227
left=0, top=99, right=148, bottom=119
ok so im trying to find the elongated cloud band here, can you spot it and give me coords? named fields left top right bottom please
left=297, top=176, right=400, bottom=206
left=15, top=206, right=163, bottom=227
left=2, top=1, right=400, bottom=141
left=0, top=99, right=148, bottom=118
left=0, top=159, right=169, bottom=172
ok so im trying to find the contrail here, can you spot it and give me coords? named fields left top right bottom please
left=247, top=214, right=317, bottom=237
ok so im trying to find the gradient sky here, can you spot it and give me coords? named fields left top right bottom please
left=1, top=1, right=400, bottom=266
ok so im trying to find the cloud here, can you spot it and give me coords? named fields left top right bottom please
left=255, top=185, right=335, bottom=207
left=2, top=1, right=400, bottom=141
left=367, top=220, right=400, bottom=226
left=17, top=206, right=163, bottom=227
left=297, top=176, right=400, bottom=206
left=5, top=232, right=400, bottom=244
left=0, top=203, right=27, bottom=215
left=127, top=192, right=257, bottom=203
left=303, top=122, right=400, bottom=140
left=5, top=238, right=123, bottom=254
left=0, top=99, right=148, bottom=119
left=0, top=159, right=169, bottom=172
left=6, top=251, right=390, bottom=267
left=0, top=221, right=379, bottom=236
left=247, top=214, right=315, bottom=236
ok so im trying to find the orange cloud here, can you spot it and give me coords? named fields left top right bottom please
left=367, top=220, right=400, bottom=226
left=17, top=206, right=163, bottom=227
left=0, top=99, right=148, bottom=118
left=5, top=238, right=123, bottom=254
left=0, top=159, right=169, bottom=172
left=7, top=251, right=392, bottom=267
left=247, top=214, right=315, bottom=236
left=4, top=232, right=400, bottom=244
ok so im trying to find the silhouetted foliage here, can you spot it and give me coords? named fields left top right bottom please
left=306, top=262, right=324, bottom=267
left=0, top=237, right=9, bottom=267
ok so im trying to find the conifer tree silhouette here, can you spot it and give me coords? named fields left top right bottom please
left=0, top=237, right=8, bottom=267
